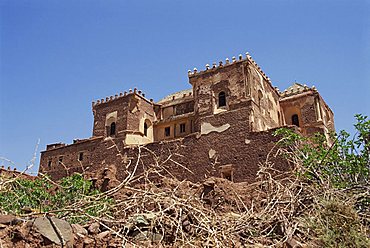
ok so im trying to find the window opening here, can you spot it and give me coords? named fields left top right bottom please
left=109, top=122, right=116, bottom=136
left=180, top=123, right=186, bottom=133
left=218, top=91, right=226, bottom=107
left=165, top=127, right=171, bottom=137
left=144, top=122, right=148, bottom=136
left=78, top=152, right=84, bottom=161
left=292, top=114, right=300, bottom=127
left=58, top=156, right=63, bottom=164
left=48, top=160, right=52, bottom=168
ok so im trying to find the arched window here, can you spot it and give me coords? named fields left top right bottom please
left=218, top=91, right=226, bottom=107
left=109, top=122, right=116, bottom=136
left=144, top=122, right=148, bottom=136
left=292, top=114, right=299, bottom=127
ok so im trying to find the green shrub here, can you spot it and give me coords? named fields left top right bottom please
left=274, top=114, right=370, bottom=188
left=0, top=173, right=113, bottom=223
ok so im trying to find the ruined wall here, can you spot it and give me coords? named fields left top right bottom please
left=0, top=167, right=35, bottom=180
left=40, top=107, right=289, bottom=184
left=39, top=137, right=103, bottom=180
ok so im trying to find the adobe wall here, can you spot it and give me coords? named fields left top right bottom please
left=247, top=63, right=281, bottom=131
left=92, top=93, right=156, bottom=138
left=92, top=96, right=131, bottom=138
left=39, top=108, right=290, bottom=183
left=154, top=115, right=195, bottom=141
left=39, top=137, right=103, bottom=180
left=154, top=99, right=195, bottom=141
left=0, top=167, right=35, bottom=180
left=279, top=90, right=334, bottom=137
left=189, top=61, right=250, bottom=122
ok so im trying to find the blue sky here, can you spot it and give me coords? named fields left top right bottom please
left=1, top=0, right=369, bottom=174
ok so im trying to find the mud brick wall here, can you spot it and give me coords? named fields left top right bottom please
left=118, top=123, right=288, bottom=184
left=190, top=61, right=249, bottom=120
left=92, top=96, right=131, bottom=138
left=39, top=138, right=103, bottom=181
left=92, top=93, right=156, bottom=138
left=40, top=109, right=289, bottom=183
left=104, top=109, right=287, bottom=183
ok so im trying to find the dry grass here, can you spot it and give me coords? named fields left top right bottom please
left=0, top=137, right=369, bottom=247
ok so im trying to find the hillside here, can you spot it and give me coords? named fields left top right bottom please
left=0, top=115, right=369, bottom=247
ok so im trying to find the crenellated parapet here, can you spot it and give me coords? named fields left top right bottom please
left=188, top=52, right=272, bottom=83
left=280, top=83, right=317, bottom=98
left=92, top=87, right=150, bottom=107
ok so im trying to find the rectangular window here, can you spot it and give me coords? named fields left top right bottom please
left=48, top=160, right=52, bottom=168
left=58, top=156, right=63, bottom=164
left=165, top=127, right=171, bottom=137
left=78, top=152, right=84, bottom=161
left=180, top=123, right=186, bottom=133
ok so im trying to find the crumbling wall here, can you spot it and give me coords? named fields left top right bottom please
left=39, top=137, right=103, bottom=180
left=40, top=108, right=289, bottom=184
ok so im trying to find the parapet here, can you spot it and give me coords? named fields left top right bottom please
left=46, top=143, right=66, bottom=151
left=188, top=52, right=272, bottom=83
left=187, top=52, right=279, bottom=95
left=280, top=83, right=317, bottom=98
left=92, top=87, right=151, bottom=107
left=157, top=88, right=193, bottom=105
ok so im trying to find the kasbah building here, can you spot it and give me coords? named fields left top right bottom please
left=39, top=52, right=334, bottom=184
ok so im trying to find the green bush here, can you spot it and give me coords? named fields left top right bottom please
left=274, top=114, right=370, bottom=188
left=274, top=114, right=370, bottom=247
left=0, top=173, right=113, bottom=223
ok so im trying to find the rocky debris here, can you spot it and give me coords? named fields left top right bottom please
left=71, top=223, right=88, bottom=237
left=0, top=214, right=18, bottom=225
left=87, top=222, right=100, bottom=234
left=32, top=216, right=73, bottom=247
left=0, top=175, right=345, bottom=247
left=96, top=230, right=110, bottom=240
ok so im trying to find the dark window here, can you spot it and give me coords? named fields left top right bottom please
left=165, top=127, right=170, bottom=137
left=218, top=91, right=226, bottom=107
left=78, top=152, right=84, bottom=161
left=180, top=123, right=186, bottom=133
left=58, top=156, right=63, bottom=164
left=144, top=122, right=148, bottom=136
left=109, top=122, right=116, bottom=136
left=292, top=114, right=300, bottom=127
left=48, top=160, right=52, bottom=168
